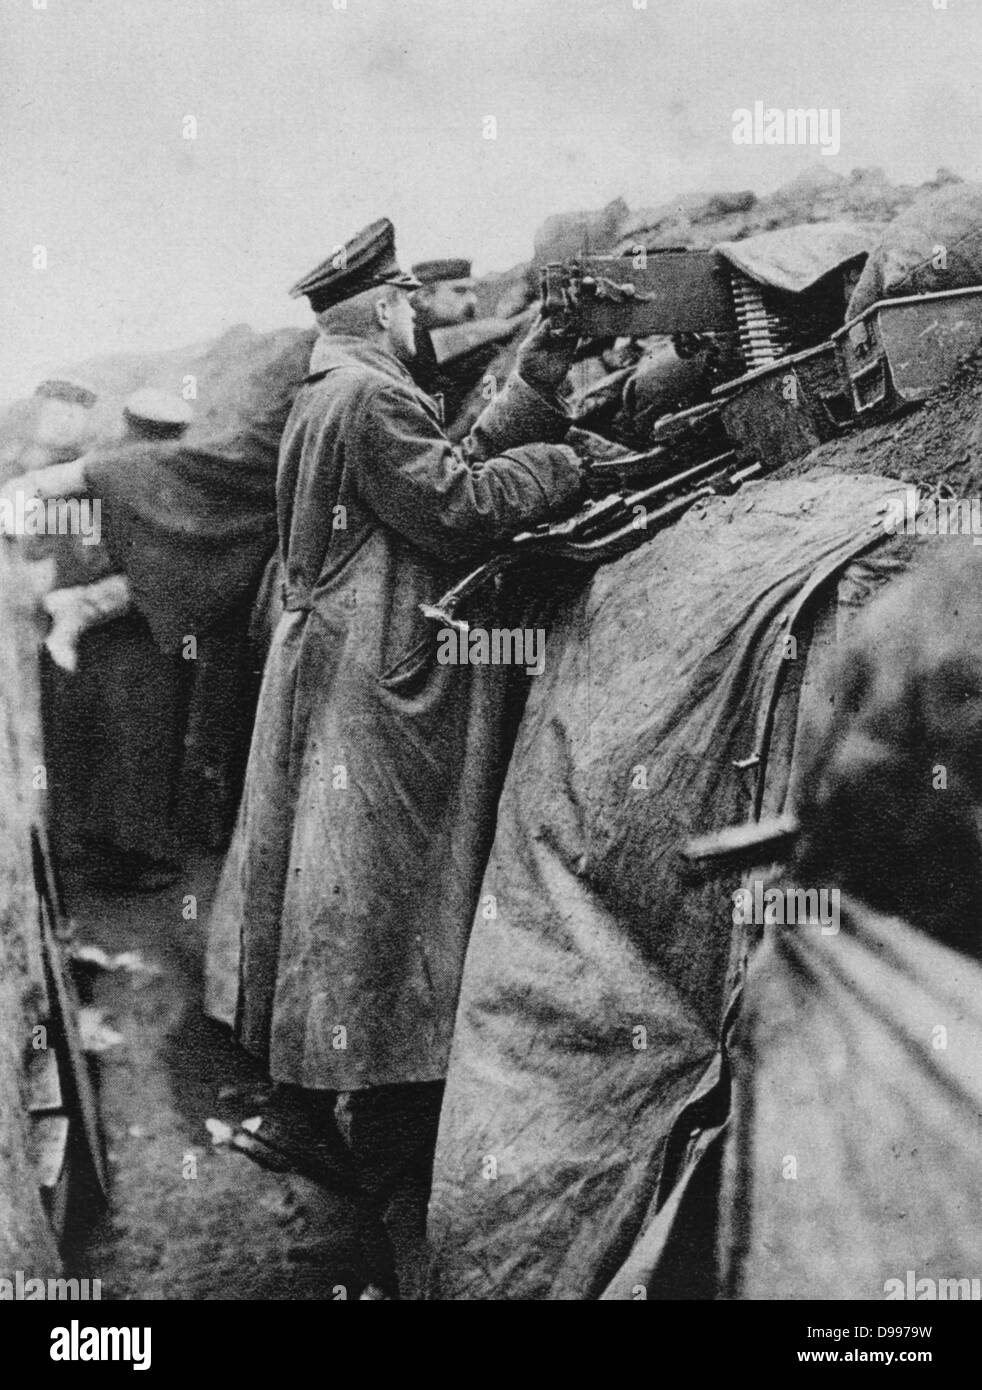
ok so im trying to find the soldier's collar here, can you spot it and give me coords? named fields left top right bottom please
left=308, top=332, right=414, bottom=387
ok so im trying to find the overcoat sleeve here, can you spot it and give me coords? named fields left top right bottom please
left=352, top=377, right=584, bottom=563
left=465, top=373, right=572, bottom=460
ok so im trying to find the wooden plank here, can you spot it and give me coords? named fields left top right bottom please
left=26, top=1045, right=63, bottom=1115
left=29, top=1114, right=69, bottom=1196
left=35, top=866, right=108, bottom=1199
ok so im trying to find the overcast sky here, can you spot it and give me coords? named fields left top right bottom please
left=3, top=0, right=981, bottom=403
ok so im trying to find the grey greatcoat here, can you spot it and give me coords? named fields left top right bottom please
left=207, top=334, right=583, bottom=1090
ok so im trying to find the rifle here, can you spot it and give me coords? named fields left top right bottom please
left=380, top=446, right=761, bottom=690
left=428, top=317, right=521, bottom=366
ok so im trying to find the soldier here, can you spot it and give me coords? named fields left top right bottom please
left=411, top=257, right=479, bottom=333
left=40, top=389, right=195, bottom=670
left=209, top=217, right=588, bottom=1298
left=1, top=389, right=201, bottom=888
left=0, top=378, right=98, bottom=484
left=1, top=356, right=298, bottom=886
left=409, top=257, right=476, bottom=415
left=120, top=387, right=194, bottom=442
left=410, top=257, right=526, bottom=434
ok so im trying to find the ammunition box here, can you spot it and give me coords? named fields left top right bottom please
left=712, top=341, right=852, bottom=467
left=836, top=285, right=982, bottom=417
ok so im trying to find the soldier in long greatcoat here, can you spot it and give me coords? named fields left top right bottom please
left=206, top=218, right=586, bottom=1295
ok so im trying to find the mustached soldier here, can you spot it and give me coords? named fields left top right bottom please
left=408, top=257, right=479, bottom=415
left=208, top=218, right=588, bottom=1297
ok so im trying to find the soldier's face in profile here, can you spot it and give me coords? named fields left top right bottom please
left=416, top=280, right=478, bottom=328
left=384, top=289, right=418, bottom=362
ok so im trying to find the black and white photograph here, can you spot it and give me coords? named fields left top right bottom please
left=1, top=0, right=980, bottom=1348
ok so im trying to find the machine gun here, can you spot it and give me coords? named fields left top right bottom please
left=538, top=251, right=736, bottom=339
left=379, top=271, right=777, bottom=693
left=537, top=246, right=847, bottom=374
left=383, top=246, right=982, bottom=692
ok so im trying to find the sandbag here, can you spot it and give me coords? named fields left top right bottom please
left=847, top=182, right=982, bottom=319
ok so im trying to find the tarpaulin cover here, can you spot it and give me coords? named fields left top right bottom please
left=719, top=894, right=982, bottom=1301
left=714, top=222, right=881, bottom=295
left=427, top=468, right=905, bottom=1300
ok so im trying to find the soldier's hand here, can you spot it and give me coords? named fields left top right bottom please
left=515, top=313, right=579, bottom=394
left=563, top=426, right=631, bottom=463
left=563, top=426, right=632, bottom=498
left=0, top=459, right=89, bottom=523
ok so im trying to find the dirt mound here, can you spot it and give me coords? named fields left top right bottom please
left=617, top=165, right=961, bottom=254
left=475, top=167, right=964, bottom=327
left=517, top=167, right=961, bottom=263
left=772, top=346, right=982, bottom=494
left=0, top=325, right=315, bottom=463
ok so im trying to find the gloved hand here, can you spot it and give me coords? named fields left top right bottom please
left=671, top=331, right=711, bottom=361
left=515, top=313, right=579, bottom=394
left=564, top=426, right=632, bottom=463
left=564, top=426, right=633, bottom=498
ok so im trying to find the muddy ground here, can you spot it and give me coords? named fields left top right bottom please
left=60, top=852, right=400, bottom=1301
left=773, top=349, right=982, bottom=490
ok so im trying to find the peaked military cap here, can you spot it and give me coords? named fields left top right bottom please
left=411, top=258, right=473, bottom=285
left=123, top=388, right=193, bottom=439
left=289, top=218, right=421, bottom=312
